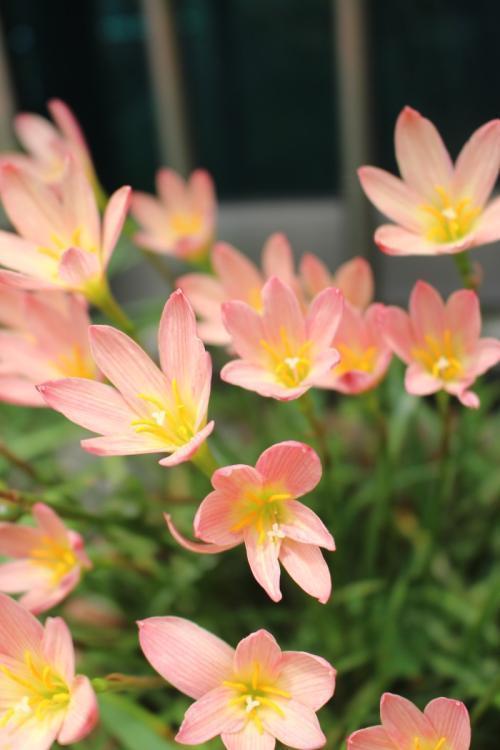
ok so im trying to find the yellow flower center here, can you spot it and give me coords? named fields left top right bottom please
left=230, top=488, right=291, bottom=544
left=260, top=327, right=312, bottom=387
left=421, top=186, right=480, bottom=243
left=223, top=662, right=291, bottom=735
left=0, top=651, right=70, bottom=730
left=414, top=737, right=447, bottom=750
left=334, top=343, right=378, bottom=375
left=169, top=212, right=203, bottom=237
left=53, top=344, right=96, bottom=379
left=130, top=379, right=197, bottom=448
left=412, top=329, right=463, bottom=381
left=38, top=227, right=98, bottom=262
left=30, top=536, right=78, bottom=584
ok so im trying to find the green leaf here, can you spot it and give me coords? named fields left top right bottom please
left=98, top=693, right=177, bottom=750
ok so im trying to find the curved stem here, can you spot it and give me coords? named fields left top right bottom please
left=92, top=673, right=165, bottom=694
left=453, top=251, right=479, bottom=290
left=0, top=441, right=40, bottom=481
left=87, top=277, right=136, bottom=337
left=298, top=391, right=331, bottom=470
left=191, top=441, right=220, bottom=478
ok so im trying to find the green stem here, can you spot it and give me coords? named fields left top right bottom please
left=453, top=251, right=478, bottom=290
left=191, top=441, right=220, bottom=478
left=471, top=672, right=500, bottom=722
left=87, top=277, right=136, bottom=336
left=298, top=391, right=331, bottom=470
left=363, top=393, right=391, bottom=570
left=91, top=673, right=165, bottom=694
left=0, top=441, right=40, bottom=481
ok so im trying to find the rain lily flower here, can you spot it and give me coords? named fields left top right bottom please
left=178, top=233, right=300, bottom=345
left=358, top=106, right=500, bottom=255
left=0, top=503, right=91, bottom=614
left=299, top=255, right=374, bottom=310
left=138, top=618, right=335, bottom=750
left=0, top=98, right=96, bottom=186
left=0, top=159, right=130, bottom=308
left=221, top=277, right=343, bottom=400
left=38, top=289, right=214, bottom=467
left=348, top=692, right=470, bottom=750
left=131, top=168, right=216, bottom=261
left=315, top=303, right=392, bottom=394
left=383, top=281, right=500, bottom=408
left=0, top=593, right=98, bottom=749
left=0, top=287, right=100, bottom=407
left=165, top=441, right=334, bottom=603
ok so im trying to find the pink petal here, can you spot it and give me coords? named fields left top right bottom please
left=243, top=528, right=282, bottom=602
left=453, top=119, right=500, bottom=207
left=0, top=164, right=64, bottom=244
left=223, top=723, right=276, bottom=750
left=0, top=525, right=42, bottom=556
left=281, top=502, right=334, bottom=550
left=357, top=167, right=421, bottom=231
left=471, top=338, right=500, bottom=377
left=394, top=106, right=453, bottom=199
left=211, top=463, right=262, bottom=494
left=374, top=225, right=447, bottom=256
left=405, top=364, right=440, bottom=396
left=82, top=434, right=164, bottom=456
left=306, top=287, right=344, bottom=351
left=347, top=726, right=395, bottom=750
left=158, top=420, right=215, bottom=467
left=89, top=325, right=166, bottom=406
left=61, top=159, right=100, bottom=251
left=0, top=230, right=52, bottom=278
left=33, top=503, right=69, bottom=543
left=234, top=630, right=282, bottom=678
left=456, top=388, right=480, bottom=409
left=190, top=169, right=216, bottom=216
left=279, top=540, right=332, bottom=604
left=20, top=569, right=81, bottom=615
left=48, top=99, right=89, bottom=154
left=261, top=277, right=306, bottom=346
left=57, top=675, right=99, bottom=745
left=0, top=268, right=56, bottom=290
left=409, top=281, right=446, bottom=343
left=0, top=375, right=46, bottom=406
left=42, top=616, right=75, bottom=683
left=131, top=192, right=170, bottom=250
left=138, top=616, right=234, bottom=699
left=262, top=233, right=296, bottom=287
left=194, top=490, right=245, bottom=546
left=158, top=289, right=204, bottom=383
left=473, top=195, right=500, bottom=246
left=222, top=300, right=266, bottom=361
left=0, top=592, right=44, bottom=659
left=255, top=441, right=322, bottom=498
left=333, top=257, right=374, bottom=310
left=445, top=290, right=480, bottom=352
left=0, top=559, right=49, bottom=592
left=300, top=254, right=331, bottom=298
left=380, top=693, right=435, bottom=747
left=58, top=247, right=100, bottom=290
left=382, top=306, right=414, bottom=363
left=38, top=378, right=133, bottom=434
left=212, top=242, right=263, bottom=302
left=176, top=686, right=244, bottom=744
left=424, top=698, right=471, bottom=750
left=279, top=648, right=335, bottom=710
left=14, top=112, right=59, bottom=159
left=102, top=185, right=131, bottom=264
left=165, top=512, right=239, bottom=553
left=262, top=698, right=326, bottom=749
left=157, top=167, right=189, bottom=211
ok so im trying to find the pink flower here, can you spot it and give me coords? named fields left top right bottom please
left=131, top=168, right=216, bottom=261
left=300, top=255, right=374, bottom=310
left=348, top=692, right=470, bottom=750
left=383, top=281, right=500, bottom=408
left=38, top=289, right=214, bottom=467
left=138, top=618, right=335, bottom=750
left=0, top=99, right=95, bottom=186
left=0, top=287, right=100, bottom=407
left=0, top=159, right=130, bottom=299
left=315, top=303, right=392, bottom=394
left=178, top=233, right=301, bottom=345
left=0, top=593, right=98, bottom=749
left=165, top=441, right=334, bottom=603
left=221, top=277, right=343, bottom=400
left=0, top=503, right=91, bottom=615
left=358, top=106, right=500, bottom=255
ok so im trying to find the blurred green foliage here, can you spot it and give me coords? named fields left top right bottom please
left=1, top=295, right=500, bottom=750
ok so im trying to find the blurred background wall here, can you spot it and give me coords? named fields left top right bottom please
left=0, top=0, right=499, bottom=305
